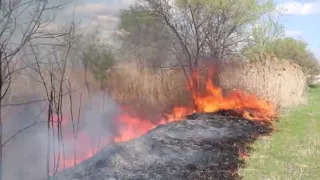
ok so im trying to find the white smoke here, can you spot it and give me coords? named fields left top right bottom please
left=2, top=92, right=121, bottom=180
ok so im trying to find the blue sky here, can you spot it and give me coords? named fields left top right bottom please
left=274, top=0, right=320, bottom=59
left=71, top=0, right=320, bottom=59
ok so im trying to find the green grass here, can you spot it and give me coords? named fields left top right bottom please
left=239, top=87, right=320, bottom=180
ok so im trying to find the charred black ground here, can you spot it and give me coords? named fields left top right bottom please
left=54, top=110, right=273, bottom=180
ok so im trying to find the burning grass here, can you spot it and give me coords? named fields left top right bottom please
left=50, top=67, right=278, bottom=178
left=166, top=68, right=276, bottom=123
left=106, top=56, right=307, bottom=115
left=5, top=58, right=304, bottom=179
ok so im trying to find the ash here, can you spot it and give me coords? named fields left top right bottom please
left=55, top=111, right=272, bottom=180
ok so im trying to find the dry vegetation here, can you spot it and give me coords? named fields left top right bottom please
left=0, top=0, right=318, bottom=179
left=217, top=54, right=308, bottom=108
left=0, top=53, right=310, bottom=180
left=104, top=55, right=307, bottom=114
left=3, top=53, right=307, bottom=120
left=106, top=61, right=190, bottom=117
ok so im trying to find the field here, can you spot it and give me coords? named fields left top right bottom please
left=239, top=87, right=320, bottom=180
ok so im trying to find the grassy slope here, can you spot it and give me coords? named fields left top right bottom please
left=239, top=88, right=320, bottom=180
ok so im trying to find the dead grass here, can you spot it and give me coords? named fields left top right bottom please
left=3, top=54, right=308, bottom=119
left=1, top=67, right=96, bottom=121
left=106, top=54, right=308, bottom=113
left=106, top=62, right=191, bottom=116
left=2, top=55, right=311, bottom=179
left=217, top=54, right=308, bottom=108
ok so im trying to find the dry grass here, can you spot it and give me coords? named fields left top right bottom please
left=3, top=53, right=308, bottom=119
left=106, top=62, right=191, bottom=116
left=1, top=67, right=97, bottom=121
left=105, top=54, right=308, bottom=112
left=216, top=54, right=308, bottom=108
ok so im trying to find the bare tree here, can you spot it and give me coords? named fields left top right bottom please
left=27, top=20, right=77, bottom=178
left=0, top=0, right=71, bottom=179
left=119, top=0, right=274, bottom=106
left=76, top=31, right=115, bottom=150
left=67, top=80, right=82, bottom=166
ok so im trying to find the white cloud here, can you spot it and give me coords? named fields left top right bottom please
left=285, top=30, right=303, bottom=37
left=277, top=1, right=320, bottom=15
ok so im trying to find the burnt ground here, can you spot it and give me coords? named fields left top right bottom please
left=54, top=111, right=273, bottom=180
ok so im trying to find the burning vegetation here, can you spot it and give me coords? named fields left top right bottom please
left=1, top=0, right=314, bottom=179
left=166, top=69, right=276, bottom=123
left=50, top=68, right=277, bottom=179
left=55, top=112, right=273, bottom=180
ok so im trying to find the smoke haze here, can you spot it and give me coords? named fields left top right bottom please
left=2, top=92, right=121, bottom=180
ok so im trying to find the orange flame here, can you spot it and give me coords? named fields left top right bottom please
left=167, top=68, right=276, bottom=123
left=52, top=67, right=276, bottom=173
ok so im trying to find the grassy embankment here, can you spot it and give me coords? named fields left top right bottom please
left=240, top=87, right=320, bottom=179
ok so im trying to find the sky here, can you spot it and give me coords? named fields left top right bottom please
left=61, top=0, right=320, bottom=59
left=275, top=0, right=320, bottom=59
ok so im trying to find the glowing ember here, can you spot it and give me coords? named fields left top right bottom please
left=51, top=68, right=276, bottom=173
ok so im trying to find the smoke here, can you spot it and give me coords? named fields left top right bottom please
left=3, top=98, right=48, bottom=180
left=81, top=92, right=121, bottom=144
left=2, top=92, right=121, bottom=180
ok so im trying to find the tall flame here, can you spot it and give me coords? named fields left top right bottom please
left=167, top=68, right=276, bottom=122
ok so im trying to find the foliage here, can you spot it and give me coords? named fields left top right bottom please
left=118, top=0, right=276, bottom=75
left=175, top=0, right=275, bottom=25
left=83, top=44, right=114, bottom=83
left=245, top=35, right=320, bottom=75
left=119, top=7, right=160, bottom=34
left=117, top=6, right=173, bottom=69
left=243, top=16, right=320, bottom=76
left=244, top=17, right=285, bottom=55
left=81, top=32, right=115, bottom=86
left=150, top=0, right=275, bottom=59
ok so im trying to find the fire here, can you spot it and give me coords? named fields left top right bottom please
left=51, top=67, right=276, bottom=173
left=114, top=114, right=180, bottom=142
left=51, top=112, right=182, bottom=173
left=167, top=69, right=276, bottom=123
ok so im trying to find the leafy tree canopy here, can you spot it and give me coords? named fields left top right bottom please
left=80, top=31, right=115, bottom=85
left=245, top=36, right=320, bottom=75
